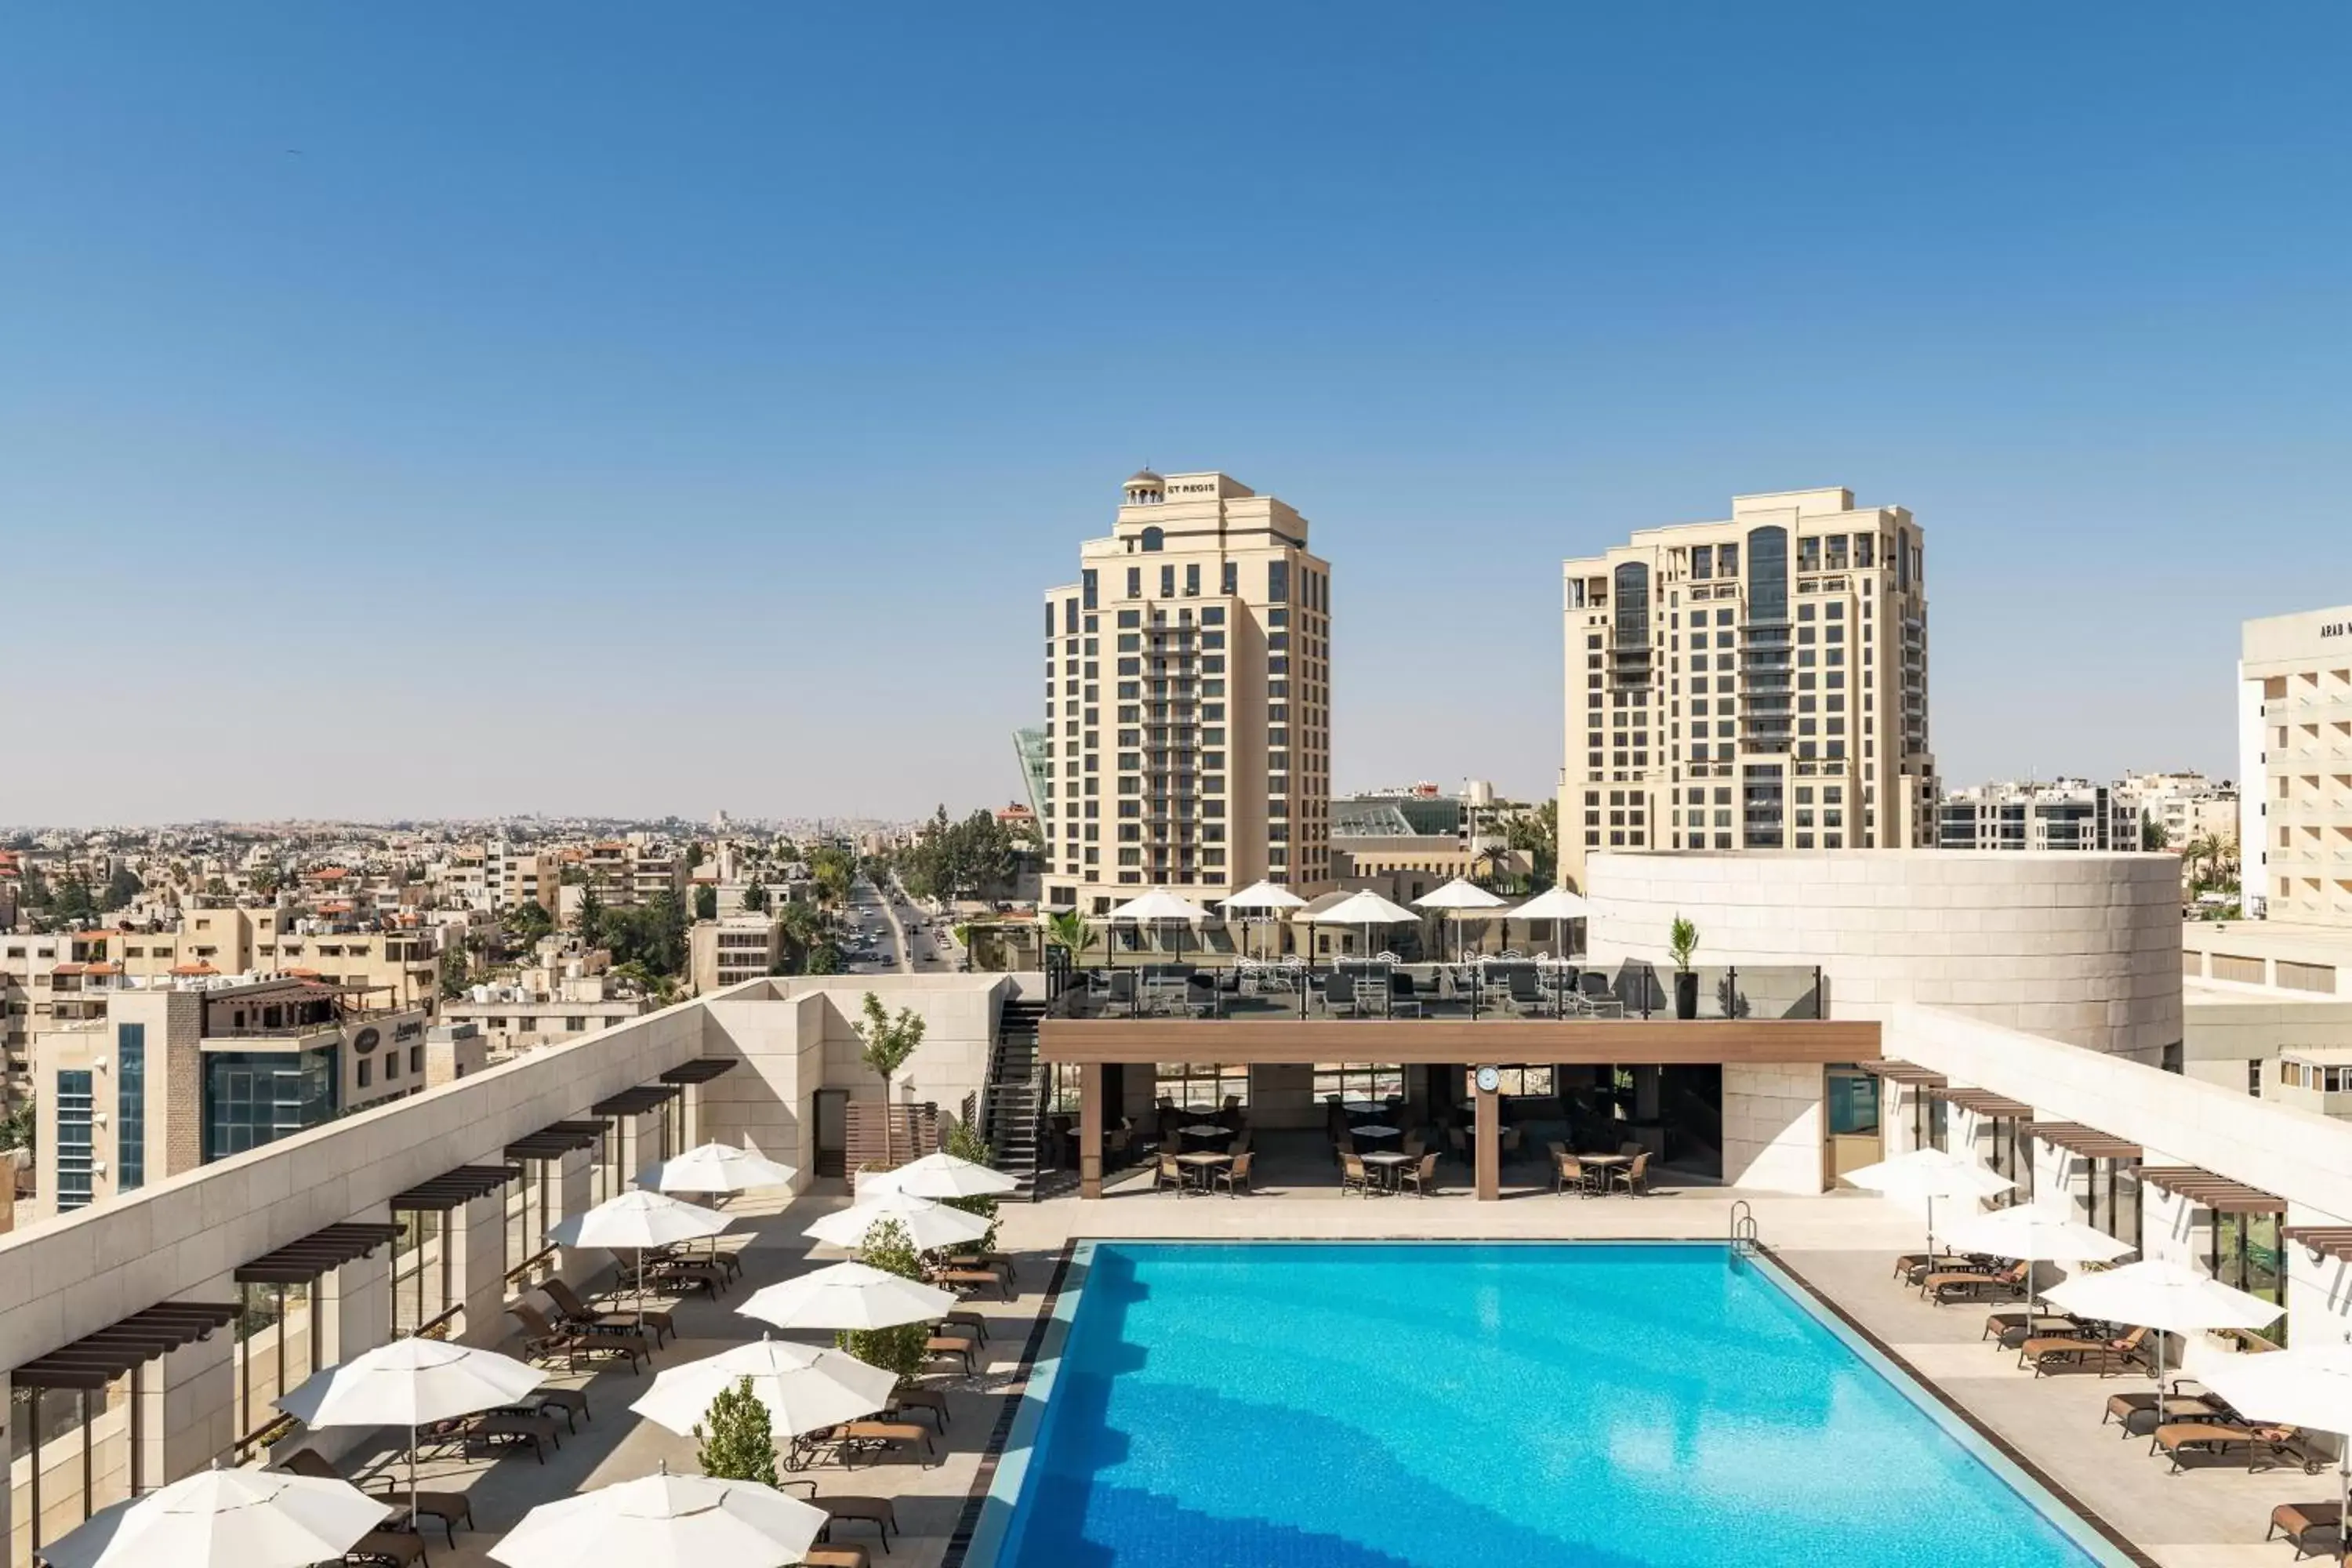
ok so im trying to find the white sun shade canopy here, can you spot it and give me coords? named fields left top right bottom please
left=1412, top=878, right=1510, bottom=911
left=1104, top=891, right=1212, bottom=923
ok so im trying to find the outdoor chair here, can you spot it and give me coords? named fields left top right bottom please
left=510, top=1303, right=648, bottom=1374
left=544, top=1277, right=671, bottom=1348
left=1554, top=1152, right=1592, bottom=1196
left=1388, top=971, right=1426, bottom=1017
left=1579, top=971, right=1626, bottom=1016
left=1323, top=972, right=1359, bottom=1018
left=2153, top=1420, right=2323, bottom=1473
left=1107, top=971, right=1136, bottom=1014
left=1506, top=967, right=1548, bottom=1014
left=2020, top=1325, right=2149, bottom=1377
left=1339, top=1152, right=1375, bottom=1197
left=345, top=1527, right=430, bottom=1567
left=1399, top=1152, right=1439, bottom=1196
left=1611, top=1150, right=1651, bottom=1196
left=2268, top=1501, right=2343, bottom=1560
left=1153, top=1152, right=1187, bottom=1196
left=780, top=1481, right=899, bottom=1552
left=1212, top=1151, right=1254, bottom=1196
left=283, top=1449, right=473, bottom=1548
left=1922, top=1261, right=2028, bottom=1304
left=887, top=1385, right=951, bottom=1429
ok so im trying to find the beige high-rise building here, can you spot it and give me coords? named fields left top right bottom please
left=2240, top=603, right=2352, bottom=926
left=1558, top=488, right=1936, bottom=891
left=1040, top=470, right=1333, bottom=916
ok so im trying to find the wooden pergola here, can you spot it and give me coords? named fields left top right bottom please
left=1041, top=1017, right=1881, bottom=1200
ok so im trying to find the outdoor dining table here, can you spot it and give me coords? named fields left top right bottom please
left=1351, top=1123, right=1402, bottom=1149
left=1359, top=1149, right=1413, bottom=1191
left=1174, top=1152, right=1232, bottom=1192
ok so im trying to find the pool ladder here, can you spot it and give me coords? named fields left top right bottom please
left=1729, top=1200, right=1760, bottom=1258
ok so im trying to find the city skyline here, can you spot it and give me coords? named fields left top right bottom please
left=9, top=6, right=2347, bottom=823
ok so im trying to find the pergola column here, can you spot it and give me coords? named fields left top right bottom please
left=1474, top=1078, right=1500, bottom=1201
left=139, top=1315, right=235, bottom=1489
left=1080, top=1062, right=1104, bottom=1200
left=550, top=1146, right=598, bottom=1291
left=452, top=1189, right=511, bottom=1348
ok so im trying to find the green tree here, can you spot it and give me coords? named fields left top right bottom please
left=941, top=1118, right=1001, bottom=1251
left=505, top=899, right=555, bottom=946
left=0, top=1093, right=34, bottom=1155
left=1504, top=800, right=1559, bottom=891
left=855, top=993, right=926, bottom=1166
left=693, top=885, right=719, bottom=920
left=1668, top=914, right=1700, bottom=971
left=2141, top=817, right=2170, bottom=852
left=685, top=842, right=706, bottom=870
left=249, top=865, right=283, bottom=898
left=742, top=881, right=769, bottom=913
left=575, top=887, right=606, bottom=947
left=835, top=1218, right=930, bottom=1380
left=1040, top=909, right=1088, bottom=956
left=803, top=941, right=843, bottom=975
left=22, top=866, right=51, bottom=909
left=52, top=876, right=97, bottom=925
left=437, top=946, right=470, bottom=1000
left=101, top=865, right=143, bottom=912
left=691, top=1375, right=778, bottom=1486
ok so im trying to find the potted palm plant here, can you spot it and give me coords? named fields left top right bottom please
left=1668, top=915, right=1700, bottom=1019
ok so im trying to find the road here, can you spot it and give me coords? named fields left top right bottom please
left=843, top=877, right=958, bottom=975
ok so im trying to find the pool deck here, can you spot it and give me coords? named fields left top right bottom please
left=320, top=1165, right=2318, bottom=1568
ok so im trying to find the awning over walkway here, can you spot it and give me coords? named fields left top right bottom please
left=1929, top=1087, right=2034, bottom=1119
left=1859, top=1060, right=1947, bottom=1087
left=389, top=1163, right=521, bottom=1211
left=592, top=1085, right=681, bottom=1118
left=506, top=1120, right=607, bottom=1161
left=234, top=1223, right=402, bottom=1285
left=659, top=1057, right=739, bottom=1085
left=2024, top=1121, right=2143, bottom=1160
left=2140, top=1167, right=2284, bottom=1214
left=12, top=1301, right=241, bottom=1390
left=2284, top=1227, right=2352, bottom=1263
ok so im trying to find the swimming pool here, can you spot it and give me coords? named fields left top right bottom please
left=980, top=1242, right=2132, bottom=1567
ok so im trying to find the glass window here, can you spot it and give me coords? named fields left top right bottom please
left=1221, top=562, right=1238, bottom=595
left=1125, top=567, right=1141, bottom=597
left=1746, top=525, right=1788, bottom=624
left=1081, top=568, right=1098, bottom=609
left=1155, top=1063, right=1248, bottom=1109
left=1690, top=544, right=1713, bottom=580
left=1312, top=1063, right=1405, bottom=1102
left=204, top=1047, right=339, bottom=1161
left=55, top=1069, right=94, bottom=1210
left=1269, top=560, right=1290, bottom=603
left=1613, top=561, right=1650, bottom=651
left=117, top=1022, right=145, bottom=1191
left=1160, top=564, right=1175, bottom=597
left=1141, top=526, right=1164, bottom=551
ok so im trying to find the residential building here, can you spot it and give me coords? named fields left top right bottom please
left=1936, top=779, right=2141, bottom=852
left=688, top=915, right=785, bottom=994
left=2117, top=770, right=2239, bottom=852
left=1040, top=470, right=1333, bottom=914
left=1558, top=488, right=1935, bottom=891
left=2239, top=602, right=2352, bottom=926
left=580, top=839, right=688, bottom=907
left=485, top=845, right=559, bottom=916
left=1328, top=789, right=1530, bottom=902
left=1012, top=727, right=1052, bottom=820
left=439, top=977, right=650, bottom=1057
left=29, top=975, right=429, bottom=1218
left=108, top=910, right=439, bottom=1014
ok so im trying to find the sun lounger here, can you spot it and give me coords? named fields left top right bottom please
left=2020, top=1325, right=2149, bottom=1377
left=463, top=1410, right=561, bottom=1462
left=839, top=1419, right=935, bottom=1468
left=924, top=1333, right=978, bottom=1374
left=544, top=1278, right=673, bottom=1348
left=801, top=1547, right=870, bottom=1568
left=940, top=1308, right=989, bottom=1345
left=283, top=1449, right=473, bottom=1547
left=782, top=1480, right=899, bottom=1550
left=2103, top=1391, right=2219, bottom=1438
left=510, top=1303, right=648, bottom=1374
left=2152, top=1421, right=2321, bottom=1473
left=344, top=1528, right=429, bottom=1566
left=888, top=1385, right=950, bottom=1429
left=931, top=1266, right=1009, bottom=1300
left=2270, top=1501, right=2343, bottom=1560
left=1922, top=1262, right=2027, bottom=1303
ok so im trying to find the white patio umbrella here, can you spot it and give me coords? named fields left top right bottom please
left=860, top=1148, right=1019, bottom=1200
left=2187, top=1338, right=2352, bottom=1534
left=803, top=1188, right=989, bottom=1252
left=1223, top=879, right=1307, bottom=960
left=2041, top=1259, right=2281, bottom=1424
left=89, top=1465, right=389, bottom=1568
left=1840, top=1148, right=2016, bottom=1257
left=630, top=1336, right=898, bottom=1439
left=637, top=1142, right=799, bottom=1197
left=1413, top=877, right=1508, bottom=963
left=276, top=1339, right=543, bottom=1525
left=1940, top=1203, right=2135, bottom=1303
left=1297, top=888, right=1418, bottom=962
left=739, top=1260, right=956, bottom=1332
left=489, top=1466, right=826, bottom=1568
left=1105, top=889, right=1210, bottom=963
left=546, top=1189, right=732, bottom=1328
left=1508, top=885, right=1595, bottom=957
left=32, top=1496, right=139, bottom=1568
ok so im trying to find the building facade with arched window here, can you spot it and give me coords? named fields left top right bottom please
left=1557, top=488, right=1936, bottom=892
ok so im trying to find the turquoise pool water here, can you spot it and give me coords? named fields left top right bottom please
left=990, top=1242, right=2122, bottom=1567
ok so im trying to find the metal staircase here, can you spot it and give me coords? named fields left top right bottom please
left=981, top=998, right=1050, bottom=1200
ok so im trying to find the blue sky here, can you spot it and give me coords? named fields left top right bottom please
left=5, top=5, right=2347, bottom=824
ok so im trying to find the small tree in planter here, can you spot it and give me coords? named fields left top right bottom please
left=837, top=1217, right=931, bottom=1380
left=1668, top=915, right=1700, bottom=1018
left=856, top=993, right=927, bottom=1167
left=942, top=1117, right=1001, bottom=1252
left=693, top=1374, right=778, bottom=1487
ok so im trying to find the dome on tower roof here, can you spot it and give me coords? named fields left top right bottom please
left=1125, top=469, right=1164, bottom=488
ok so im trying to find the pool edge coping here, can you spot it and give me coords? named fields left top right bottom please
left=950, top=1236, right=2155, bottom=1568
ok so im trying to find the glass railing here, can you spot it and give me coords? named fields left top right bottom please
left=1046, top=960, right=1824, bottom=1022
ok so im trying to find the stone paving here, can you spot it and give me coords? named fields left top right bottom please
left=308, top=1148, right=2325, bottom=1568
